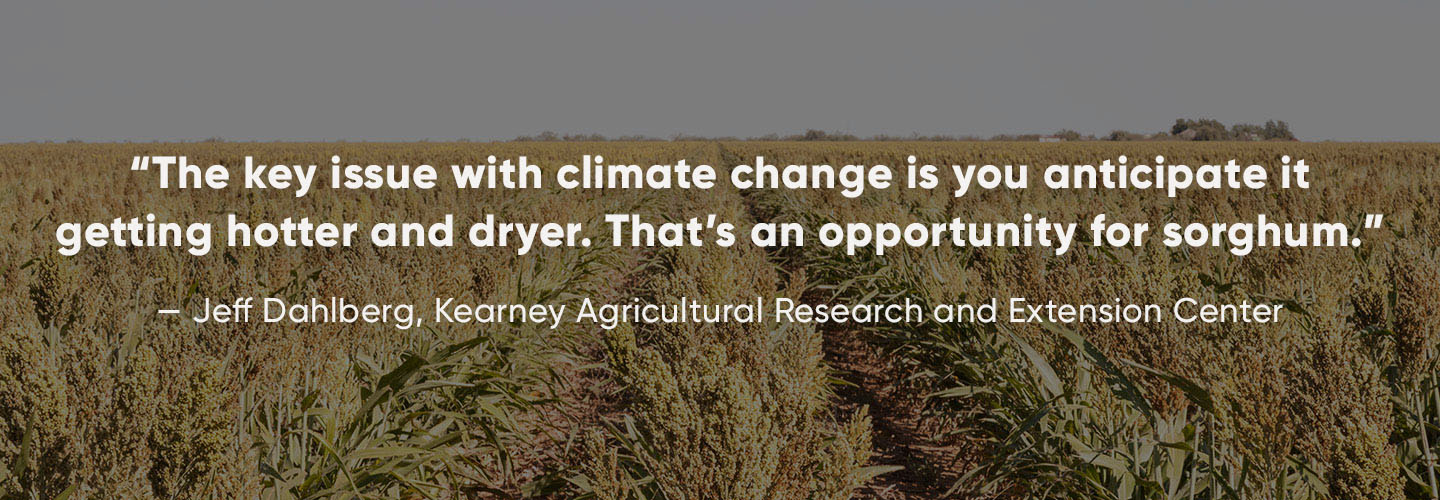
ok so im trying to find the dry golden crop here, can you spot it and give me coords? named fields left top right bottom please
left=733, top=141, right=1438, bottom=499
left=1, top=141, right=1437, bottom=499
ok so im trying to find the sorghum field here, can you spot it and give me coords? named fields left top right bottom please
left=2, top=142, right=1438, bottom=499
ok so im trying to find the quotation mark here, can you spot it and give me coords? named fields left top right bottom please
left=130, top=156, right=151, bottom=171
left=1363, top=213, right=1384, bottom=229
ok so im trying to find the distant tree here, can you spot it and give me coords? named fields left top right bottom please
left=1169, top=117, right=1295, bottom=141
left=1107, top=130, right=1143, bottom=141
left=790, top=129, right=858, bottom=141
left=1262, top=120, right=1295, bottom=140
left=1054, top=129, right=1084, bottom=141
left=1196, top=119, right=1230, bottom=140
left=514, top=131, right=560, bottom=141
left=563, top=133, right=607, bottom=141
left=1230, top=123, right=1264, bottom=140
left=1172, top=118, right=1230, bottom=141
left=991, top=133, right=1043, bottom=141
left=1172, top=119, right=1195, bottom=135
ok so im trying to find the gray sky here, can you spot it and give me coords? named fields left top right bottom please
left=3, top=0, right=1438, bottom=142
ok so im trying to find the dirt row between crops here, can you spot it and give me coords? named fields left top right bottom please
left=717, top=143, right=971, bottom=499
left=520, top=143, right=976, bottom=498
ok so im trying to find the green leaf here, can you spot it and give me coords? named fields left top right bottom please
left=1121, top=360, right=1216, bottom=414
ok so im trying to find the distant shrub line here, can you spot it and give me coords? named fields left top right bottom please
left=513, top=118, right=1298, bottom=143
